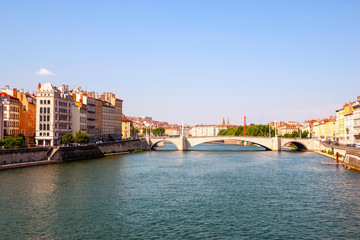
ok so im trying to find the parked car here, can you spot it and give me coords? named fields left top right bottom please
left=334, top=142, right=339, bottom=146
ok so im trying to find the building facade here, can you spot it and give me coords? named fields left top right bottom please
left=0, top=93, right=20, bottom=137
left=353, top=98, right=360, bottom=144
left=35, top=83, right=73, bottom=146
left=122, top=117, right=133, bottom=139
left=0, top=99, right=4, bottom=140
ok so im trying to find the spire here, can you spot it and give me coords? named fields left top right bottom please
left=222, top=117, right=225, bottom=125
left=227, top=116, right=229, bottom=125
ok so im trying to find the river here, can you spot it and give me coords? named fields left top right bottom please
left=1, top=143, right=360, bottom=239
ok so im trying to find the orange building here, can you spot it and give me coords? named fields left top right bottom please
left=0, top=86, right=36, bottom=145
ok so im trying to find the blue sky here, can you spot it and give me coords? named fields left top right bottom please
left=0, top=1, right=359, bottom=125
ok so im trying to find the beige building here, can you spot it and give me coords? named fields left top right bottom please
left=353, top=98, right=360, bottom=144
left=0, top=99, right=4, bottom=140
left=71, top=102, right=87, bottom=134
left=0, top=93, right=20, bottom=137
left=35, top=83, right=74, bottom=146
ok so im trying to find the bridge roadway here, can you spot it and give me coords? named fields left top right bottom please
left=146, top=136, right=317, bottom=151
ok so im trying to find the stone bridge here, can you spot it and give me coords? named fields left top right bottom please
left=147, top=136, right=316, bottom=151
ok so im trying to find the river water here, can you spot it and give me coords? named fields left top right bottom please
left=1, top=144, right=360, bottom=239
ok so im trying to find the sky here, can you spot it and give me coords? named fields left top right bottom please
left=0, top=0, right=359, bottom=125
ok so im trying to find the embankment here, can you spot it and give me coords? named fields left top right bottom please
left=0, top=147, right=52, bottom=164
left=0, top=139, right=148, bottom=170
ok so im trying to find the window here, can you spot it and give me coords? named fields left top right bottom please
left=40, top=100, right=43, bottom=104
left=43, top=124, right=46, bottom=131
left=23, top=105, right=26, bottom=111
left=47, top=116, right=50, bottom=121
left=47, top=107, right=50, bottom=113
left=48, top=100, right=50, bottom=104
left=47, top=132, right=50, bottom=136
left=40, top=132, right=42, bottom=136
left=40, top=124, right=42, bottom=130
left=40, top=115, right=42, bottom=121
left=40, top=107, right=43, bottom=113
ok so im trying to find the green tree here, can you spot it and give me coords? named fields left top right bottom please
left=301, top=130, right=309, bottom=138
left=133, top=128, right=139, bottom=135
left=0, top=136, right=24, bottom=148
left=290, top=131, right=300, bottom=138
left=152, top=127, right=165, bottom=136
left=74, top=131, right=90, bottom=144
left=62, top=133, right=74, bottom=145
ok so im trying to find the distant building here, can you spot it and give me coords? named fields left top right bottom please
left=190, top=118, right=236, bottom=137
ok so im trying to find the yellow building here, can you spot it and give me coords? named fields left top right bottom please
left=312, top=121, right=322, bottom=139
left=122, top=117, right=133, bottom=139
left=324, top=117, right=337, bottom=141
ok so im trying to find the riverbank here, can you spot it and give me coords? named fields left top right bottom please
left=0, top=139, right=148, bottom=171
left=0, top=159, right=62, bottom=171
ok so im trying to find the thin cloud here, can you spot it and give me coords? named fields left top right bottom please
left=35, top=68, right=55, bottom=76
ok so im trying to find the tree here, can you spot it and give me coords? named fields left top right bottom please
left=301, top=130, right=309, bottom=138
left=133, top=128, right=139, bottom=135
left=74, top=131, right=90, bottom=144
left=152, top=127, right=165, bottom=136
left=62, top=133, right=74, bottom=145
left=290, top=131, right=300, bottom=138
left=0, top=136, right=25, bottom=148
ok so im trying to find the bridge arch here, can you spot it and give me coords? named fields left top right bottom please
left=150, top=138, right=181, bottom=150
left=186, top=136, right=273, bottom=151
left=281, top=139, right=309, bottom=151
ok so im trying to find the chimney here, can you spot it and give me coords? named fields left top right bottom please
left=61, top=84, right=65, bottom=94
left=20, top=89, right=24, bottom=94
left=65, top=85, right=69, bottom=92
left=13, top=88, right=17, bottom=97
left=38, top=83, right=41, bottom=90
left=5, top=85, right=9, bottom=90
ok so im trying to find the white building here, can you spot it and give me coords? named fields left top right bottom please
left=71, top=103, right=87, bottom=134
left=353, top=98, right=360, bottom=144
left=35, top=83, right=74, bottom=146
left=344, top=110, right=354, bottom=144
left=190, top=124, right=227, bottom=137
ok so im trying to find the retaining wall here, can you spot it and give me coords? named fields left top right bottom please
left=97, top=139, right=148, bottom=154
left=0, top=147, right=52, bottom=165
left=51, top=145, right=104, bottom=161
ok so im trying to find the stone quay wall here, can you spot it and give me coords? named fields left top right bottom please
left=0, top=147, right=52, bottom=164
left=50, top=145, right=104, bottom=162
left=97, top=139, right=148, bottom=154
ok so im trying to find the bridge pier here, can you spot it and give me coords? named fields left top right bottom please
left=271, top=137, right=282, bottom=151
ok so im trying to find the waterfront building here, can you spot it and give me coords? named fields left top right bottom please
left=336, top=106, right=345, bottom=142
left=0, top=86, right=36, bottom=144
left=190, top=118, right=237, bottom=137
left=0, top=99, right=4, bottom=140
left=122, top=116, right=133, bottom=139
left=101, top=92, right=123, bottom=139
left=102, top=101, right=115, bottom=136
left=0, top=93, right=20, bottom=137
left=71, top=101, right=87, bottom=134
left=165, top=127, right=181, bottom=136
left=35, top=83, right=73, bottom=146
left=344, top=103, right=354, bottom=144
left=324, top=117, right=337, bottom=141
left=353, top=97, right=360, bottom=144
